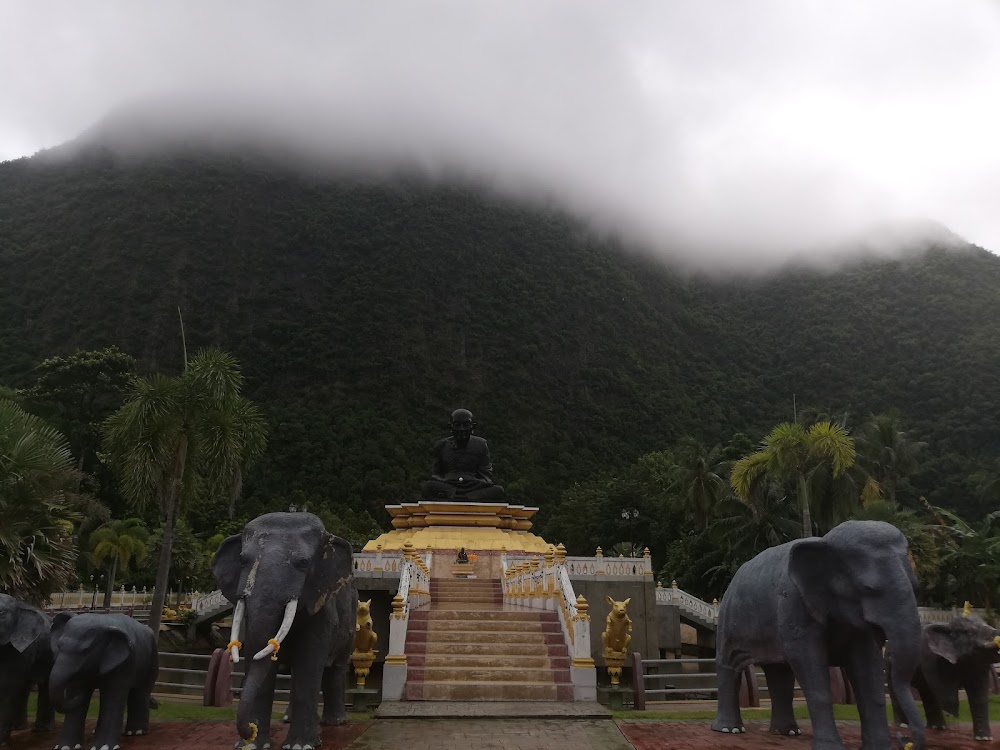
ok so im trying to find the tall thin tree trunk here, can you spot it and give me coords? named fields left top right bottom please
left=798, top=474, right=813, bottom=538
left=147, top=435, right=188, bottom=635
left=102, top=557, right=117, bottom=610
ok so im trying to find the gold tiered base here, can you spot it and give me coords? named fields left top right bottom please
left=362, top=500, right=551, bottom=552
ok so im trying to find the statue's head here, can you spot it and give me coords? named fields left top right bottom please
left=450, top=408, right=475, bottom=446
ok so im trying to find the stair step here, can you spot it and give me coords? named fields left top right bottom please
left=407, top=629, right=564, bottom=644
left=403, top=681, right=574, bottom=701
left=412, top=610, right=554, bottom=622
left=408, top=666, right=571, bottom=683
left=418, top=642, right=568, bottom=657
left=408, top=654, right=571, bottom=669
left=411, top=619, right=561, bottom=633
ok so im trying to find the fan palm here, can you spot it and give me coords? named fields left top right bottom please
left=0, top=399, right=80, bottom=605
left=731, top=421, right=864, bottom=537
left=90, top=517, right=149, bottom=609
left=855, top=413, right=926, bottom=504
left=670, top=438, right=732, bottom=524
left=103, top=349, right=267, bottom=633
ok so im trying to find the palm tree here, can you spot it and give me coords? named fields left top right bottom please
left=731, top=421, right=864, bottom=538
left=855, top=413, right=926, bottom=504
left=933, top=507, right=1000, bottom=611
left=103, top=349, right=267, bottom=634
left=90, top=518, right=149, bottom=609
left=0, top=399, right=80, bottom=605
left=669, top=438, right=732, bottom=524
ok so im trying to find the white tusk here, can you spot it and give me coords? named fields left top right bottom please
left=230, top=599, right=245, bottom=664
left=253, top=599, right=298, bottom=661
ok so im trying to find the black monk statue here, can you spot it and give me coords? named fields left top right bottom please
left=421, top=408, right=506, bottom=502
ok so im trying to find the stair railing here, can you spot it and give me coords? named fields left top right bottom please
left=501, top=544, right=596, bottom=700
left=382, top=542, right=430, bottom=701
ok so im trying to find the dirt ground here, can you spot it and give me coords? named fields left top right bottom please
left=619, top=720, right=997, bottom=750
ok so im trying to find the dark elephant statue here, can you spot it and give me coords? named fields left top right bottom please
left=712, top=520, right=926, bottom=750
left=888, top=614, right=1000, bottom=741
left=49, top=612, right=158, bottom=750
left=213, top=512, right=357, bottom=750
left=0, top=594, right=55, bottom=746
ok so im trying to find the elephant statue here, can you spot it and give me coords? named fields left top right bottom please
left=49, top=612, right=158, bottom=750
left=0, top=594, right=55, bottom=746
left=888, top=613, right=1000, bottom=741
left=712, top=520, right=926, bottom=750
left=213, top=512, right=357, bottom=750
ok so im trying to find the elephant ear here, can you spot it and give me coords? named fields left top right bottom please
left=50, top=611, right=76, bottom=653
left=100, top=627, right=133, bottom=676
left=788, top=538, right=860, bottom=626
left=925, top=623, right=960, bottom=664
left=303, top=534, right=354, bottom=615
left=11, top=604, right=49, bottom=653
left=213, top=534, right=244, bottom=604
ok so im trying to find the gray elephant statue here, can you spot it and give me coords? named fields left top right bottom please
left=712, top=520, right=926, bottom=750
left=213, top=512, right=357, bottom=750
left=49, top=612, right=158, bottom=750
left=0, top=594, right=55, bottom=746
left=888, top=613, right=1000, bottom=741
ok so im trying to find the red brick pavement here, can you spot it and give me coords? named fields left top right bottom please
left=3, top=722, right=370, bottom=750
left=619, top=721, right=998, bottom=750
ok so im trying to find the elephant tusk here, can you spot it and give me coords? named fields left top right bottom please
left=253, top=599, right=298, bottom=661
left=230, top=599, right=246, bottom=663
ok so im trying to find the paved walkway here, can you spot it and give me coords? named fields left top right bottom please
left=345, top=718, right=634, bottom=750
left=376, top=700, right=611, bottom=719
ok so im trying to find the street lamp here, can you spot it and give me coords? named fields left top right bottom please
left=621, top=508, right=639, bottom=553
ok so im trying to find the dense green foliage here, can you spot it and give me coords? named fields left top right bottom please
left=2, top=148, right=999, bottom=566
left=0, top=400, right=80, bottom=604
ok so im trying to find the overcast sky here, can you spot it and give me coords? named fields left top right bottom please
left=2, top=1, right=998, bottom=269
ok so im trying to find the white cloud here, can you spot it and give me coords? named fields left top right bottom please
left=1, top=0, right=998, bottom=269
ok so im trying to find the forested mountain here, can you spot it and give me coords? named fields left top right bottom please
left=2, top=147, right=998, bottom=542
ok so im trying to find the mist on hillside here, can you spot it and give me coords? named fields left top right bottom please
left=2, top=1, right=999, bottom=270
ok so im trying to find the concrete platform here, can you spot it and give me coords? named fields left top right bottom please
left=375, top=700, right=612, bottom=719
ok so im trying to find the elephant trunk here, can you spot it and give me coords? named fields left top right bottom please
left=884, top=617, right=926, bottom=750
left=47, top=660, right=81, bottom=713
left=235, top=658, right=270, bottom=742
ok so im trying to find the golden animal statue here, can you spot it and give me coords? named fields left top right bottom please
left=354, top=599, right=377, bottom=654
left=602, top=596, right=632, bottom=654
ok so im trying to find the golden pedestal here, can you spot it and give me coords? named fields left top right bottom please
left=362, top=500, right=551, bottom=553
left=351, top=649, right=377, bottom=687
left=604, top=648, right=627, bottom=686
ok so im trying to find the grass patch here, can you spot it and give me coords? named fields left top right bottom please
left=613, top=695, right=1000, bottom=722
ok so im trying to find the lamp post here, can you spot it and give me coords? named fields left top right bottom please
left=621, top=508, right=639, bottom=554
left=90, top=575, right=104, bottom=609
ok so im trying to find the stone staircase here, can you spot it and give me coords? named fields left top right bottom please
left=403, top=577, right=573, bottom=701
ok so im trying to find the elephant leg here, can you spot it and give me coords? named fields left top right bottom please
left=92, top=683, right=128, bottom=750
left=321, top=654, right=349, bottom=726
left=845, top=638, right=890, bottom=750
left=710, top=665, right=746, bottom=734
left=35, top=681, right=56, bottom=733
left=914, top=673, right=947, bottom=731
left=284, top=644, right=324, bottom=748
left=762, top=664, right=800, bottom=736
left=56, top=688, right=93, bottom=750
left=123, top=687, right=151, bottom=736
left=965, top=669, right=992, bottom=741
left=0, top=679, right=21, bottom=747
left=12, top=683, right=29, bottom=731
left=788, top=651, right=846, bottom=750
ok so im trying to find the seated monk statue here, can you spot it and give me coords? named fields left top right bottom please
left=421, top=408, right=507, bottom=502
left=456, top=547, right=469, bottom=564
